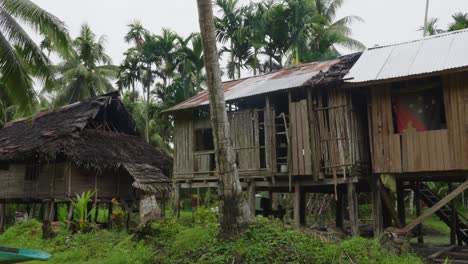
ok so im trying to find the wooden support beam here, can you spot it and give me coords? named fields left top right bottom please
left=174, top=183, right=181, bottom=219
left=396, top=180, right=406, bottom=226
left=300, top=190, right=306, bottom=225
left=294, top=181, right=301, bottom=227
left=381, top=185, right=403, bottom=227
left=48, top=200, right=55, bottom=221
left=247, top=181, right=256, bottom=217
left=0, top=203, right=5, bottom=233
left=29, top=203, right=36, bottom=220
left=403, top=180, right=468, bottom=233
left=347, top=180, right=359, bottom=236
left=336, top=188, right=344, bottom=229
left=414, top=182, right=424, bottom=243
left=371, top=175, right=383, bottom=237
left=67, top=202, right=74, bottom=222
left=107, top=202, right=113, bottom=227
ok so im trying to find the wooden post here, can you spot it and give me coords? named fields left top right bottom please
left=414, top=182, right=424, bottom=244
left=300, top=190, right=306, bottom=225
left=449, top=183, right=456, bottom=245
left=294, top=181, right=301, bottom=227
left=67, top=202, right=74, bottom=222
left=29, top=203, right=36, bottom=220
left=336, top=188, right=344, bottom=229
left=107, top=202, right=113, bottom=227
left=396, top=180, right=406, bottom=226
left=94, top=203, right=99, bottom=223
left=48, top=200, right=55, bottom=221
left=0, top=203, right=5, bottom=233
left=347, top=180, right=359, bottom=236
left=371, top=175, right=383, bottom=237
left=247, top=181, right=256, bottom=217
left=173, top=183, right=181, bottom=219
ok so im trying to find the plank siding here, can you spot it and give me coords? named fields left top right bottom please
left=370, top=72, right=468, bottom=173
left=173, top=113, right=194, bottom=179
left=289, top=100, right=312, bottom=176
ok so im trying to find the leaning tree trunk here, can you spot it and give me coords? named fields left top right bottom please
left=196, top=0, right=251, bottom=238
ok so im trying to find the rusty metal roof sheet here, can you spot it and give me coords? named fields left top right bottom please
left=165, top=59, right=339, bottom=112
left=344, top=29, right=468, bottom=84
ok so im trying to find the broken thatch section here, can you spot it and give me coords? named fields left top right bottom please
left=0, top=92, right=172, bottom=192
left=304, top=52, right=362, bottom=88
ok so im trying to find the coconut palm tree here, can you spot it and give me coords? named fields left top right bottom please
left=125, top=21, right=148, bottom=49
left=196, top=0, right=250, bottom=238
left=419, top=18, right=444, bottom=36
left=53, top=24, right=117, bottom=105
left=305, top=0, right=364, bottom=62
left=0, top=0, right=70, bottom=111
left=448, top=12, right=468, bottom=32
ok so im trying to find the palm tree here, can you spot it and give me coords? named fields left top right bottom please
left=419, top=18, right=444, bottom=36
left=284, top=0, right=317, bottom=65
left=215, top=0, right=244, bottom=79
left=448, top=12, right=468, bottom=31
left=125, top=21, right=148, bottom=48
left=178, top=33, right=205, bottom=96
left=197, top=0, right=250, bottom=237
left=0, top=0, right=70, bottom=111
left=306, top=0, right=364, bottom=61
left=117, top=48, right=142, bottom=102
left=52, top=24, right=117, bottom=105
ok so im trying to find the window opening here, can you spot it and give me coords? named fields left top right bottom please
left=194, top=128, right=215, bottom=151
left=391, top=77, right=446, bottom=133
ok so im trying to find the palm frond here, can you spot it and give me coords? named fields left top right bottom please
left=0, top=0, right=71, bottom=57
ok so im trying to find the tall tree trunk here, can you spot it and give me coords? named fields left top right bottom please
left=196, top=0, right=251, bottom=238
left=145, top=68, right=151, bottom=143
left=131, top=81, right=136, bottom=103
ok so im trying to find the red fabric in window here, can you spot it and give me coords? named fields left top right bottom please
left=394, top=96, right=428, bottom=133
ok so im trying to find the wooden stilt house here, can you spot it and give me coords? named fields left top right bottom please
left=0, top=92, right=171, bottom=226
left=344, top=29, right=468, bottom=244
left=164, top=53, right=369, bottom=231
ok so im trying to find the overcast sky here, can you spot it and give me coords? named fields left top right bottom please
left=31, top=0, right=467, bottom=67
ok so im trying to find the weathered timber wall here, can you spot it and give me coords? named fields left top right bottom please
left=0, top=162, right=134, bottom=200
left=369, top=72, right=468, bottom=173
left=312, top=87, right=369, bottom=177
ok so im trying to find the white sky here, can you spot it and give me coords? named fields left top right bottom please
left=30, top=0, right=467, bottom=67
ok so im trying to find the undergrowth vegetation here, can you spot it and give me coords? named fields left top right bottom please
left=0, top=217, right=423, bottom=264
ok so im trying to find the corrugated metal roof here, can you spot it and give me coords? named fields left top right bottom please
left=344, top=28, right=468, bottom=83
left=164, top=59, right=339, bottom=112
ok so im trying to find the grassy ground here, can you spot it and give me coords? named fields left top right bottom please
left=0, top=214, right=425, bottom=264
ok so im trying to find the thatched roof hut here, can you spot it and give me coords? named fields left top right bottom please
left=0, top=92, right=172, bottom=194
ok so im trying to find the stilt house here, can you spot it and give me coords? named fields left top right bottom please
left=344, top=29, right=468, bottom=244
left=0, top=92, right=171, bottom=223
left=165, top=53, right=370, bottom=229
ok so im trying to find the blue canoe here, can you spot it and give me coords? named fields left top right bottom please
left=0, top=246, right=51, bottom=263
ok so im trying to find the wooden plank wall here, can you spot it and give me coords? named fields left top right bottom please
left=369, top=86, right=403, bottom=173
left=173, top=113, right=194, bottom=179
left=370, top=72, right=468, bottom=173
left=289, top=100, right=312, bottom=175
left=264, top=98, right=276, bottom=173
left=230, top=110, right=261, bottom=171
left=443, top=72, right=468, bottom=170
left=314, top=87, right=367, bottom=175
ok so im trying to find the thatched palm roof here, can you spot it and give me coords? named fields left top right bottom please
left=0, top=92, right=172, bottom=192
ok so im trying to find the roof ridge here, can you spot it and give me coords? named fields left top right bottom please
left=369, top=28, right=468, bottom=50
